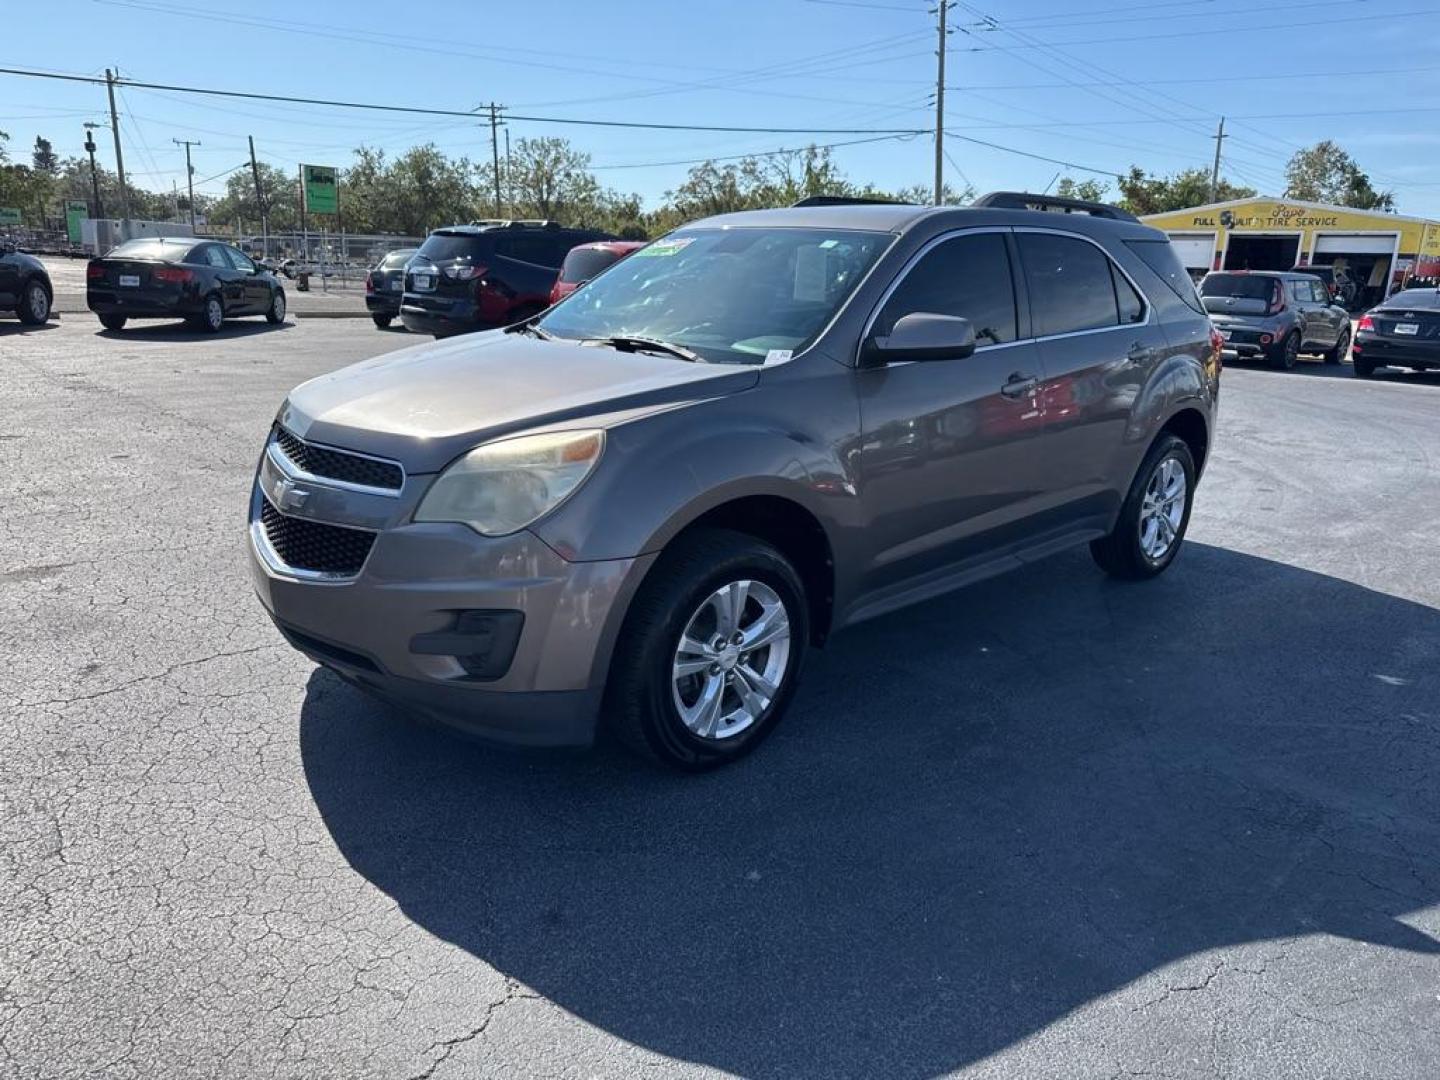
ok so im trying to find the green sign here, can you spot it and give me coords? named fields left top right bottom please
left=0, top=207, right=21, bottom=226
left=65, top=200, right=88, bottom=244
left=302, top=164, right=338, bottom=216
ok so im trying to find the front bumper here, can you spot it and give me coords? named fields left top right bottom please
left=247, top=436, right=653, bottom=747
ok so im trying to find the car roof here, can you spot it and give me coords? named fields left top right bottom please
left=680, top=202, right=1168, bottom=241
left=567, top=240, right=646, bottom=254
left=1210, top=269, right=1320, bottom=280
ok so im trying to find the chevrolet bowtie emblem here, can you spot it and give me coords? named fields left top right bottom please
left=274, top=477, right=310, bottom=511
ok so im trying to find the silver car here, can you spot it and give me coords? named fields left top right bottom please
left=249, top=194, right=1219, bottom=769
left=1201, top=270, right=1351, bottom=370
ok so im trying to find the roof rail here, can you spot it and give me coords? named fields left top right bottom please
left=972, top=191, right=1138, bottom=223
left=465, top=218, right=560, bottom=229
left=791, top=195, right=911, bottom=208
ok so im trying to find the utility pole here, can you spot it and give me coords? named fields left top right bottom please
left=173, top=138, right=201, bottom=230
left=488, top=103, right=504, bottom=218
left=82, top=123, right=104, bottom=219
left=248, top=135, right=268, bottom=243
left=105, top=69, right=130, bottom=221
left=1209, top=116, right=1227, bottom=203
left=505, top=127, right=512, bottom=198
left=933, top=0, right=947, bottom=206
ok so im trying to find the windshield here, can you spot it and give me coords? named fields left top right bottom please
left=537, top=227, right=892, bottom=364
left=380, top=249, right=416, bottom=268
left=1200, top=274, right=1276, bottom=300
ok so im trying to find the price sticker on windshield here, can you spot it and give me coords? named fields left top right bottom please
left=635, top=237, right=694, bottom=258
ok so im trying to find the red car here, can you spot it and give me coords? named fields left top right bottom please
left=549, top=241, right=646, bottom=305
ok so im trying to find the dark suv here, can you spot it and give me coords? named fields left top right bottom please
left=399, top=221, right=614, bottom=338
left=250, top=193, right=1219, bottom=770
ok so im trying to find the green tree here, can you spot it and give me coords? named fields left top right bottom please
left=1055, top=176, right=1109, bottom=203
left=211, top=161, right=300, bottom=233
left=1283, top=140, right=1394, bottom=211
left=1116, top=166, right=1256, bottom=215
left=891, top=180, right=975, bottom=206
left=32, top=136, right=59, bottom=176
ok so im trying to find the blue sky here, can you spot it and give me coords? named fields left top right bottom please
left=5, top=0, right=1440, bottom=216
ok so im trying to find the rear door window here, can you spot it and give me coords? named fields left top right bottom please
left=1018, top=232, right=1124, bottom=337
left=874, top=231, right=1018, bottom=347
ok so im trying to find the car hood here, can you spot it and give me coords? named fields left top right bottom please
left=280, top=331, right=761, bottom=473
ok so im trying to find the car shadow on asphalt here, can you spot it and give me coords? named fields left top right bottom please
left=299, top=542, right=1440, bottom=1078
left=95, top=320, right=293, bottom=341
left=0, top=319, right=60, bottom=335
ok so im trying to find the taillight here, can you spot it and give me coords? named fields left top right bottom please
left=152, top=267, right=194, bottom=284
left=86, top=261, right=105, bottom=280
left=365, top=271, right=375, bottom=293
left=1209, top=327, right=1223, bottom=357
left=1356, top=314, right=1374, bottom=332
left=443, top=264, right=486, bottom=281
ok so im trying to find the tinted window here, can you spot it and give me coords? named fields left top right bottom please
left=223, top=247, right=255, bottom=272
left=1200, top=273, right=1277, bottom=301
left=1019, top=232, right=1122, bottom=337
left=1113, top=264, right=1145, bottom=323
left=495, top=234, right=564, bottom=268
left=874, top=232, right=1018, bottom=345
left=380, top=249, right=415, bottom=268
left=1125, top=239, right=1204, bottom=313
left=200, top=245, right=231, bottom=269
left=560, top=247, right=624, bottom=283
left=1386, top=289, right=1440, bottom=310
left=415, top=232, right=488, bottom=263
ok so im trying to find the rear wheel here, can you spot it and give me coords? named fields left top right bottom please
left=98, top=313, right=127, bottom=332
left=1324, top=327, right=1350, bottom=365
left=17, top=280, right=50, bottom=325
left=371, top=314, right=392, bottom=329
left=1353, top=356, right=1376, bottom=378
left=1091, top=434, right=1196, bottom=581
left=1269, top=330, right=1300, bottom=370
left=192, top=293, right=224, bottom=333
left=607, top=528, right=808, bottom=770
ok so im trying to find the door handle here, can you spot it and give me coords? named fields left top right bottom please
left=1127, top=342, right=1154, bottom=364
left=1000, top=372, right=1039, bottom=399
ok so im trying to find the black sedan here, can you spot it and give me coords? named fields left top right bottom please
left=364, top=247, right=417, bottom=328
left=87, top=237, right=286, bottom=333
left=0, top=240, right=54, bottom=325
left=1353, top=287, right=1440, bottom=377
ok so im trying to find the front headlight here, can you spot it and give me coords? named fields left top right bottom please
left=414, top=430, right=605, bottom=536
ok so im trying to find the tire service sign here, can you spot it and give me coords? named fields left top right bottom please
left=302, top=165, right=338, bottom=216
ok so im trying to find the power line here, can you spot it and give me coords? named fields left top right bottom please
left=944, top=132, right=1121, bottom=177
left=945, top=64, right=1440, bottom=91
left=0, top=67, right=929, bottom=136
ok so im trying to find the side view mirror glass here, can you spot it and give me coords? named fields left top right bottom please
left=863, top=312, right=977, bottom=364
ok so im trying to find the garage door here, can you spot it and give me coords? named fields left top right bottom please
left=1167, top=234, right=1214, bottom=270
left=1314, top=233, right=1396, bottom=255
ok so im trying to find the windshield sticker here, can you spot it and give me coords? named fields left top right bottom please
left=765, top=349, right=794, bottom=365
left=819, top=239, right=839, bottom=249
left=635, top=237, right=694, bottom=258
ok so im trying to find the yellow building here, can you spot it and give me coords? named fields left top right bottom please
left=1141, top=197, right=1440, bottom=302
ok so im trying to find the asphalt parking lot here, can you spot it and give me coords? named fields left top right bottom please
left=3, top=315, right=1438, bottom=1079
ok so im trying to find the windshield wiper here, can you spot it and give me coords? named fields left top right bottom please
left=507, top=321, right=555, bottom=340
left=587, top=335, right=705, bottom=363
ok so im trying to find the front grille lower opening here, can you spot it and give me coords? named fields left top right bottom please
left=259, top=496, right=376, bottom=576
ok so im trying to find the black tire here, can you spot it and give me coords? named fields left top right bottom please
left=17, top=279, right=50, bottom=325
left=1324, top=327, right=1350, bottom=365
left=606, top=528, right=809, bottom=770
left=1353, top=356, right=1376, bottom=378
left=1269, top=330, right=1300, bottom=371
left=266, top=290, right=286, bottom=324
left=372, top=314, right=392, bottom=329
left=194, top=293, right=224, bottom=333
left=98, top=313, right=127, bottom=332
left=1090, top=433, right=1196, bottom=581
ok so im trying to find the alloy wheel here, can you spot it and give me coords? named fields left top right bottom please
left=1139, top=456, right=1186, bottom=561
left=26, top=283, right=48, bottom=322
left=671, top=579, right=792, bottom=741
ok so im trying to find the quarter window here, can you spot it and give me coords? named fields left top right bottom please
left=873, top=231, right=1018, bottom=346
left=1113, top=264, right=1145, bottom=324
left=1018, top=232, right=1138, bottom=337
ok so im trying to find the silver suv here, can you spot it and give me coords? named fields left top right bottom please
left=249, top=193, right=1220, bottom=769
left=1201, top=270, right=1352, bottom=369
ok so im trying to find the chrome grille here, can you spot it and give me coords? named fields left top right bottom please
left=273, top=427, right=403, bottom=491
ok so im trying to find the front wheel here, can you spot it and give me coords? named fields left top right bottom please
left=1324, top=327, right=1350, bottom=365
left=1269, top=330, right=1300, bottom=370
left=1353, top=356, right=1376, bottom=378
left=372, top=314, right=392, bottom=329
left=17, top=280, right=50, bottom=325
left=266, top=290, right=286, bottom=324
left=607, top=529, right=809, bottom=770
left=1091, top=434, right=1196, bottom=580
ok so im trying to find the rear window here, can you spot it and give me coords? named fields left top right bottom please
left=1200, top=274, right=1277, bottom=301
left=107, top=238, right=194, bottom=259
left=380, top=250, right=415, bottom=268
left=415, top=233, right=487, bottom=263
left=1125, top=239, right=1204, bottom=313
left=559, top=247, right=624, bottom=284
left=1387, top=289, right=1440, bottom=310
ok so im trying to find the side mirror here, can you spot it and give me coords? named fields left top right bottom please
left=863, top=312, right=977, bottom=365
